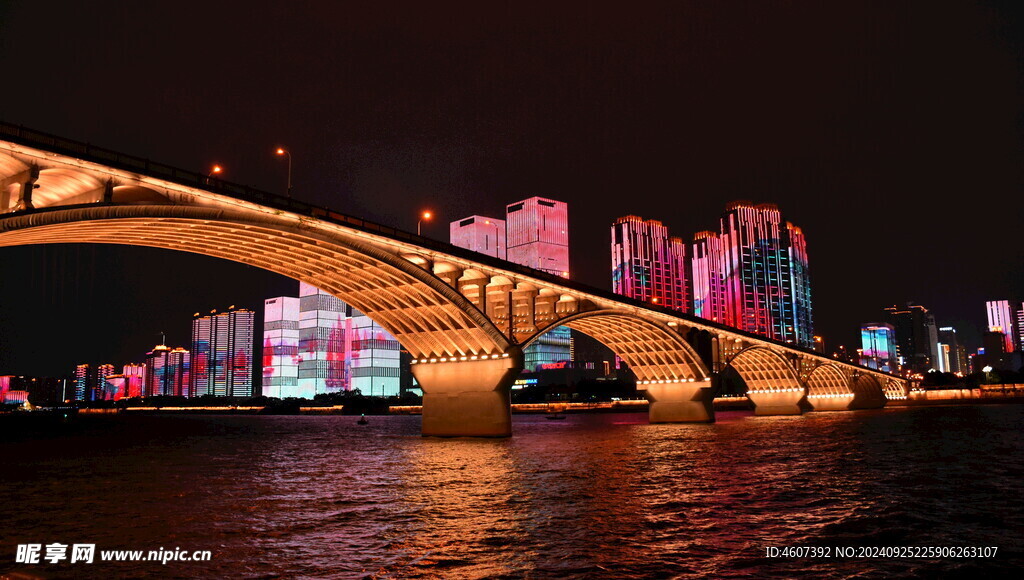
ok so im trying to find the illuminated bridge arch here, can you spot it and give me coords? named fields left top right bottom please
left=805, top=363, right=854, bottom=410
left=723, top=346, right=806, bottom=414
left=884, top=378, right=908, bottom=401
left=522, top=309, right=710, bottom=383
left=0, top=204, right=513, bottom=361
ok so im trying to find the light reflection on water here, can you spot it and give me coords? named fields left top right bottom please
left=1, top=405, right=1022, bottom=578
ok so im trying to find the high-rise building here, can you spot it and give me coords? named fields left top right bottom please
left=123, top=363, right=146, bottom=398
left=938, top=327, right=966, bottom=375
left=883, top=303, right=939, bottom=374
left=1016, top=302, right=1024, bottom=354
left=191, top=308, right=254, bottom=397
left=260, top=283, right=405, bottom=398
left=95, top=364, right=115, bottom=401
left=860, top=323, right=897, bottom=372
left=691, top=231, right=729, bottom=324
left=690, top=202, right=813, bottom=347
left=297, top=282, right=350, bottom=398
left=505, top=196, right=569, bottom=276
left=145, top=345, right=191, bottom=396
left=74, top=364, right=91, bottom=401
left=610, top=216, right=689, bottom=312
left=986, top=300, right=1017, bottom=353
left=449, top=215, right=506, bottom=259
left=262, top=296, right=301, bottom=398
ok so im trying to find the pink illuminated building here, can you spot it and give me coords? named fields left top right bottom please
left=145, top=345, right=191, bottom=396
left=691, top=231, right=729, bottom=324
left=191, top=308, right=254, bottom=397
left=505, top=196, right=569, bottom=277
left=122, top=363, right=146, bottom=398
left=449, top=215, right=506, bottom=259
left=986, top=300, right=1017, bottom=353
left=610, top=216, right=689, bottom=311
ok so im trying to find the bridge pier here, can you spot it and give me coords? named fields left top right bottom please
left=411, top=351, right=522, bottom=437
left=642, top=380, right=715, bottom=423
left=747, top=388, right=806, bottom=415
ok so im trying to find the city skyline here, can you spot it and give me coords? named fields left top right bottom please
left=1, top=2, right=1022, bottom=377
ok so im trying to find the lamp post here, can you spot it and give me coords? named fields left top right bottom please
left=275, top=148, right=292, bottom=198
left=417, top=210, right=432, bottom=236
left=208, top=165, right=223, bottom=177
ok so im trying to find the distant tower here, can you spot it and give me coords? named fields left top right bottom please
left=938, top=327, right=965, bottom=375
left=74, top=364, right=91, bottom=402
left=610, top=215, right=689, bottom=312
left=122, top=363, right=146, bottom=398
left=191, top=308, right=254, bottom=397
left=691, top=231, right=729, bottom=324
left=449, top=215, right=506, bottom=259
left=297, top=282, right=351, bottom=398
left=985, top=300, right=1017, bottom=353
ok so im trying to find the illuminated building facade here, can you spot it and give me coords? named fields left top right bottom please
left=145, top=345, right=191, bottom=396
left=297, top=282, right=350, bottom=398
left=0, top=375, right=9, bottom=401
left=449, top=215, right=506, bottom=259
left=191, top=308, right=254, bottom=397
left=259, top=283, right=404, bottom=398
left=860, top=323, right=897, bottom=373
left=505, top=196, right=569, bottom=276
left=74, top=364, right=90, bottom=401
left=688, top=202, right=814, bottom=347
left=883, top=303, right=939, bottom=373
left=102, top=374, right=126, bottom=400
left=985, top=300, right=1017, bottom=353
left=123, top=363, right=146, bottom=398
left=691, top=231, right=729, bottom=323
left=610, top=216, right=689, bottom=312
left=262, top=296, right=300, bottom=398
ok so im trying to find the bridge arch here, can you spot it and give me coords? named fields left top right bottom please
left=522, top=309, right=709, bottom=382
left=805, top=363, right=854, bottom=411
left=850, top=373, right=887, bottom=410
left=723, top=346, right=806, bottom=415
left=521, top=309, right=714, bottom=423
left=0, top=203, right=513, bottom=361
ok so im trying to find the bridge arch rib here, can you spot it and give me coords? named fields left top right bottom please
left=724, top=346, right=806, bottom=415
left=521, top=310, right=715, bottom=422
left=850, top=373, right=887, bottom=410
left=0, top=204, right=513, bottom=360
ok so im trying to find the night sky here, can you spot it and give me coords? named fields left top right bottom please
left=1, top=1, right=1022, bottom=377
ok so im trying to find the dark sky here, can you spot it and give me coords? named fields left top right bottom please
left=1, top=1, right=1022, bottom=376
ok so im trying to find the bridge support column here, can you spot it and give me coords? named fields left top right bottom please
left=747, top=389, right=806, bottom=415
left=643, top=380, right=714, bottom=423
left=411, top=351, right=522, bottom=437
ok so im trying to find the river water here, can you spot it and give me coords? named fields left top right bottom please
left=1, top=405, right=1022, bottom=578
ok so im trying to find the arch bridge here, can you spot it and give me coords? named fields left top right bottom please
left=0, top=124, right=908, bottom=436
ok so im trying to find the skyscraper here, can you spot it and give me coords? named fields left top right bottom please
left=145, top=345, right=191, bottom=396
left=505, top=196, right=569, bottom=276
left=191, top=308, right=254, bottom=397
left=883, top=303, right=939, bottom=374
left=74, top=364, right=90, bottom=401
left=985, top=300, right=1017, bottom=353
left=262, top=296, right=300, bottom=398
left=860, top=323, right=897, bottom=372
left=449, top=215, right=506, bottom=259
left=610, top=216, right=689, bottom=312
left=938, top=327, right=966, bottom=375
left=689, top=202, right=814, bottom=347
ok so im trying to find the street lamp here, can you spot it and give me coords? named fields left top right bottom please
left=275, top=147, right=292, bottom=198
left=417, top=210, right=432, bottom=235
